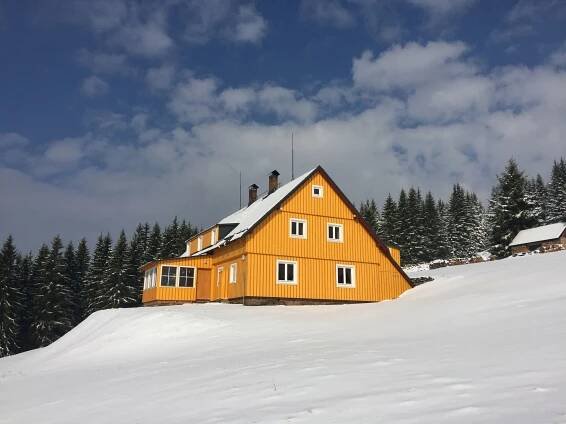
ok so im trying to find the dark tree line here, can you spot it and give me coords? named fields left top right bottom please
left=360, top=157, right=566, bottom=265
left=0, top=217, right=197, bottom=357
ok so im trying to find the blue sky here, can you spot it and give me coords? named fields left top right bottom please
left=1, top=0, right=566, bottom=251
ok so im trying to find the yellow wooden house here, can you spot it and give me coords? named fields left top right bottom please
left=142, top=166, right=413, bottom=305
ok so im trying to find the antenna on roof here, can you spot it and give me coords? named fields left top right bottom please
left=291, top=131, right=295, bottom=180
left=239, top=171, right=242, bottom=209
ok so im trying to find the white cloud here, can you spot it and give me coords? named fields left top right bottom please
left=352, top=41, right=471, bottom=91
left=110, top=18, right=173, bottom=57
left=146, top=64, right=176, bottom=91
left=233, top=5, right=267, bottom=43
left=180, top=0, right=268, bottom=44
left=44, top=137, right=85, bottom=164
left=407, top=0, right=477, bottom=17
left=550, top=42, right=566, bottom=67
left=76, top=49, right=132, bottom=75
left=80, top=76, right=109, bottom=97
left=300, top=0, right=355, bottom=28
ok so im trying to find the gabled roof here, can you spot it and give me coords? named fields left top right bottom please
left=509, top=222, right=566, bottom=247
left=183, top=165, right=414, bottom=288
left=181, top=167, right=317, bottom=257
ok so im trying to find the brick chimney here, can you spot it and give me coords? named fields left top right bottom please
left=248, top=184, right=259, bottom=206
left=268, top=170, right=280, bottom=194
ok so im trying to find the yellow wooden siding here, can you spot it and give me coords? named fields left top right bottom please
left=188, top=227, right=218, bottom=254
left=244, top=170, right=411, bottom=301
left=246, top=254, right=407, bottom=301
left=210, top=240, right=246, bottom=300
left=388, top=246, right=401, bottom=265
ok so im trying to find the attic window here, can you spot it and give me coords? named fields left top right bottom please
left=197, top=236, right=203, bottom=251
left=312, top=185, right=323, bottom=198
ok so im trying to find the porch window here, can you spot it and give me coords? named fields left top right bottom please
left=161, top=266, right=177, bottom=287
left=179, top=267, right=196, bottom=288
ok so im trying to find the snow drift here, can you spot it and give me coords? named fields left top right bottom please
left=1, top=252, right=565, bottom=423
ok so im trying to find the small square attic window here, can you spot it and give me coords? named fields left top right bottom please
left=312, top=185, right=323, bottom=198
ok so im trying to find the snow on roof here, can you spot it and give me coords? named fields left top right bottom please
left=190, top=168, right=317, bottom=256
left=509, top=222, right=566, bottom=247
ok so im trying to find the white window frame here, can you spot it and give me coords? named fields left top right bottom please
left=144, top=270, right=148, bottom=290
left=276, top=259, right=298, bottom=285
left=211, top=228, right=216, bottom=245
left=312, top=185, right=323, bottom=198
left=229, top=263, right=237, bottom=284
left=289, top=218, right=307, bottom=239
left=217, top=266, right=224, bottom=287
left=336, top=264, right=356, bottom=288
left=197, top=236, right=203, bottom=251
left=178, top=266, right=196, bottom=288
left=327, top=223, right=344, bottom=243
left=150, top=268, right=156, bottom=288
left=186, top=242, right=191, bottom=256
left=160, top=265, right=178, bottom=287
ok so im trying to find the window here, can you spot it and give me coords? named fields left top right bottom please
left=150, top=268, right=156, bottom=288
left=161, top=266, right=177, bottom=287
left=197, top=236, right=203, bottom=251
left=312, top=185, right=323, bottom=198
left=327, top=223, right=344, bottom=242
left=179, top=267, right=196, bottom=288
left=289, top=218, right=307, bottom=238
left=217, top=266, right=223, bottom=287
left=336, top=265, right=355, bottom=288
left=211, top=228, right=216, bottom=245
left=277, top=260, right=297, bottom=284
left=144, top=270, right=148, bottom=290
left=229, top=263, right=237, bottom=284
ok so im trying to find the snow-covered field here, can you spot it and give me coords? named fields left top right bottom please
left=1, top=252, right=565, bottom=423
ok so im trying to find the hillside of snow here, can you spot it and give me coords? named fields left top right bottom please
left=1, top=252, right=565, bottom=423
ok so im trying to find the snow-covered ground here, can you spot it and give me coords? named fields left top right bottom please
left=1, top=252, right=565, bottom=423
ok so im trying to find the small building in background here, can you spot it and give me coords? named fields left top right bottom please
left=509, top=222, right=566, bottom=254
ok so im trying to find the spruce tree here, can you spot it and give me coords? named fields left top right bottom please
left=436, top=199, right=451, bottom=259
left=85, top=234, right=111, bottom=315
left=75, top=238, right=90, bottom=322
left=525, top=175, right=548, bottom=225
left=161, top=217, right=180, bottom=258
left=130, top=225, right=149, bottom=303
left=396, top=189, right=409, bottom=264
left=422, top=192, right=441, bottom=262
left=488, top=159, right=533, bottom=258
left=96, top=231, right=138, bottom=310
left=447, top=184, right=468, bottom=258
left=381, top=194, right=398, bottom=246
left=546, top=158, right=566, bottom=223
left=360, top=199, right=380, bottom=234
left=30, top=237, right=73, bottom=347
left=0, top=236, right=22, bottom=357
left=178, top=220, right=195, bottom=254
left=404, top=188, right=425, bottom=264
left=147, top=223, right=162, bottom=260
left=15, top=252, right=34, bottom=351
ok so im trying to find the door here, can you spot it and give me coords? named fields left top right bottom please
left=196, top=269, right=211, bottom=301
left=216, top=266, right=224, bottom=301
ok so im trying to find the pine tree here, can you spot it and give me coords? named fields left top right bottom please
left=436, top=199, right=451, bottom=260
left=161, top=217, right=180, bottom=258
left=422, top=192, right=441, bottom=262
left=525, top=175, right=548, bottom=225
left=130, top=224, right=149, bottom=304
left=75, top=238, right=90, bottom=322
left=488, top=159, right=533, bottom=258
left=467, top=192, right=488, bottom=254
left=546, top=158, right=566, bottom=223
left=15, top=252, right=34, bottom=351
left=447, top=184, right=468, bottom=258
left=30, top=237, right=73, bottom=347
left=404, top=188, right=425, bottom=264
left=96, top=231, right=138, bottom=310
left=147, top=223, right=162, bottom=260
left=380, top=194, right=398, bottom=246
left=396, top=189, right=409, bottom=264
left=85, top=234, right=111, bottom=315
left=0, top=236, right=22, bottom=357
left=178, top=220, right=195, bottom=255
left=359, top=199, right=380, bottom=234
